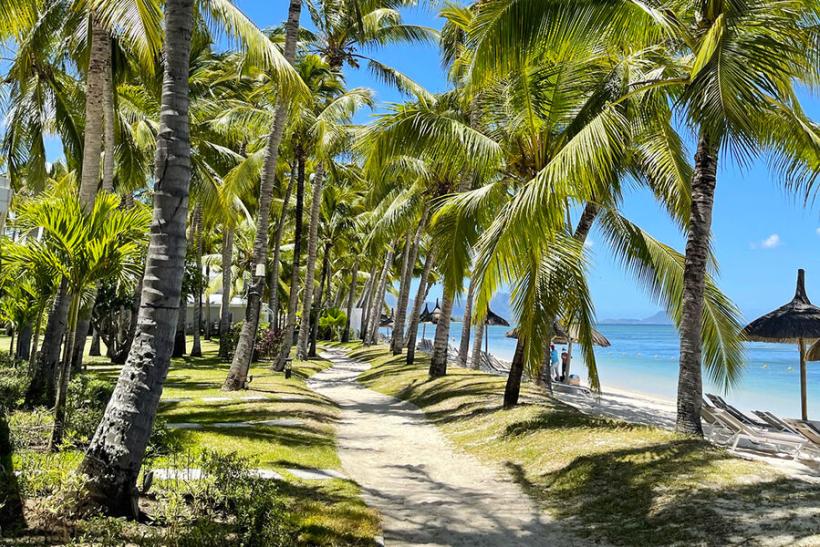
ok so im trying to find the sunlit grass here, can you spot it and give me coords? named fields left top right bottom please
left=10, top=337, right=380, bottom=546
left=350, top=343, right=819, bottom=546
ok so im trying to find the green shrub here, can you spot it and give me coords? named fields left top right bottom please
left=64, top=376, right=115, bottom=446
left=318, top=307, right=347, bottom=340
left=0, top=353, right=30, bottom=409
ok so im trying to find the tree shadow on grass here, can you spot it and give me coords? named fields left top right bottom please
left=503, top=408, right=651, bottom=438
left=505, top=439, right=820, bottom=546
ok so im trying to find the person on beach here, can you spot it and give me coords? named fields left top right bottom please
left=550, top=344, right=559, bottom=380
left=560, top=348, right=570, bottom=382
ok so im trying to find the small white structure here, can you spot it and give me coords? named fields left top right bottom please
left=184, top=294, right=270, bottom=330
left=0, top=176, right=11, bottom=233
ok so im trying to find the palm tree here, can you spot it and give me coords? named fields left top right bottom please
left=224, top=0, right=303, bottom=388
left=469, top=0, right=820, bottom=433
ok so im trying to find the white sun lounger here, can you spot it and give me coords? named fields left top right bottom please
left=784, top=419, right=820, bottom=455
left=703, top=406, right=807, bottom=459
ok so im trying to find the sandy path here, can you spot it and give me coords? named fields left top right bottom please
left=309, top=349, right=583, bottom=546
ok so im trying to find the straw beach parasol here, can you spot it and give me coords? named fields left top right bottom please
left=481, top=307, right=510, bottom=355
left=506, top=322, right=611, bottom=347
left=742, top=269, right=820, bottom=420
left=419, top=302, right=433, bottom=341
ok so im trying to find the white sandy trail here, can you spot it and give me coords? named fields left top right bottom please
left=309, top=349, right=586, bottom=546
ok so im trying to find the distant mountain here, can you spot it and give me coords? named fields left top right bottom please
left=599, top=311, right=673, bottom=325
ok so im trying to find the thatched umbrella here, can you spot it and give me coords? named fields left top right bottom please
left=418, top=303, right=432, bottom=341
left=481, top=307, right=510, bottom=355
left=505, top=322, right=611, bottom=347
left=430, top=298, right=442, bottom=325
left=742, top=269, right=820, bottom=420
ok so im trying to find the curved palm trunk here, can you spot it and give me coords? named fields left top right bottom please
left=226, top=0, right=301, bottom=387
left=359, top=265, right=377, bottom=341
left=296, top=164, right=324, bottom=359
left=341, top=257, right=359, bottom=342
left=503, top=339, right=525, bottom=408
left=309, top=242, right=331, bottom=356
left=172, top=292, right=186, bottom=357
left=676, top=134, right=718, bottom=437
left=365, top=248, right=393, bottom=345
left=405, top=250, right=435, bottom=365
left=218, top=228, right=234, bottom=360
left=390, top=231, right=413, bottom=354
left=78, top=14, right=107, bottom=210
left=25, top=279, right=69, bottom=407
left=428, top=291, right=454, bottom=377
left=469, top=311, right=485, bottom=370
left=273, top=153, right=306, bottom=372
left=50, top=293, right=82, bottom=450
left=457, top=275, right=476, bottom=366
left=190, top=205, right=203, bottom=357
left=269, top=164, right=296, bottom=332
left=81, top=0, right=194, bottom=514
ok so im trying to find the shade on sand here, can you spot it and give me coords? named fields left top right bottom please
left=742, top=269, right=820, bottom=420
left=505, top=323, right=611, bottom=347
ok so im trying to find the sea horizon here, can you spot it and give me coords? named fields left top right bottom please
left=400, top=322, right=819, bottom=420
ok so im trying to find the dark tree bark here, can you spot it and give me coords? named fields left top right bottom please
left=190, top=205, right=203, bottom=357
left=219, top=229, right=234, bottom=360
left=269, top=163, right=296, bottom=332
left=457, top=275, right=476, bottom=366
left=390, top=231, right=414, bottom=354
left=14, top=323, right=31, bottom=361
left=89, top=328, right=101, bottom=356
left=25, top=279, right=69, bottom=407
left=406, top=250, right=435, bottom=365
left=676, top=134, right=718, bottom=437
left=80, top=0, right=195, bottom=515
left=296, top=163, right=325, bottom=359
left=503, top=339, right=526, bottom=408
left=172, top=292, right=186, bottom=358
left=272, top=151, right=306, bottom=373
left=227, top=0, right=301, bottom=386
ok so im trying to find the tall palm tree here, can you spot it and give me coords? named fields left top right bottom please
left=469, top=0, right=820, bottom=433
left=224, top=0, right=303, bottom=388
left=79, top=0, right=303, bottom=515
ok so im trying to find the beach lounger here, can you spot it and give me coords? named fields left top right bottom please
left=706, top=394, right=769, bottom=428
left=752, top=411, right=800, bottom=435
left=784, top=420, right=820, bottom=454
left=705, top=407, right=806, bottom=458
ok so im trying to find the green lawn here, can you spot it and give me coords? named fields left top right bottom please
left=346, top=343, right=820, bottom=546
left=9, top=337, right=380, bottom=546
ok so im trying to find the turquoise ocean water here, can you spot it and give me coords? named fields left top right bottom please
left=405, top=322, right=820, bottom=419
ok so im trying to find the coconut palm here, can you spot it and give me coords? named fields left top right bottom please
left=77, top=0, right=302, bottom=515
left=469, top=0, right=820, bottom=433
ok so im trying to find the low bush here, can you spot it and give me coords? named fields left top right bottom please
left=0, top=353, right=30, bottom=409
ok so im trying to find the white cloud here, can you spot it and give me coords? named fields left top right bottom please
left=760, top=234, right=781, bottom=249
left=584, top=239, right=594, bottom=248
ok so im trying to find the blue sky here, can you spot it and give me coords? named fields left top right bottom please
left=28, top=1, right=820, bottom=321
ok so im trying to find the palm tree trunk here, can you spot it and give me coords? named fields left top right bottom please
left=227, top=0, right=301, bottom=386
left=469, top=312, right=484, bottom=370
left=49, top=293, right=81, bottom=451
left=457, top=274, right=476, bottom=366
left=28, top=300, right=46, bottom=371
left=390, top=231, right=413, bottom=354
left=269, top=163, right=296, bottom=332
left=366, top=248, right=393, bottom=345
left=205, top=264, right=212, bottom=340
left=405, top=250, right=435, bottom=365
left=219, top=228, right=234, bottom=360
left=172, top=292, right=186, bottom=357
left=25, top=278, right=69, bottom=407
left=15, top=323, right=31, bottom=361
left=676, top=134, right=718, bottom=437
left=428, top=291, right=454, bottom=377
left=81, top=0, right=195, bottom=516
left=273, top=151, right=306, bottom=372
left=503, top=339, right=525, bottom=408
left=78, top=14, right=108, bottom=210
left=359, top=264, right=377, bottom=340
left=309, top=242, right=331, bottom=356
left=296, top=163, right=324, bottom=359
left=341, top=257, right=359, bottom=342
left=101, top=28, right=115, bottom=193
left=89, top=328, right=101, bottom=356
left=191, top=205, right=203, bottom=357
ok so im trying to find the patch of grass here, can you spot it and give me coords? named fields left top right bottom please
left=350, top=344, right=820, bottom=546
left=9, top=337, right=380, bottom=546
